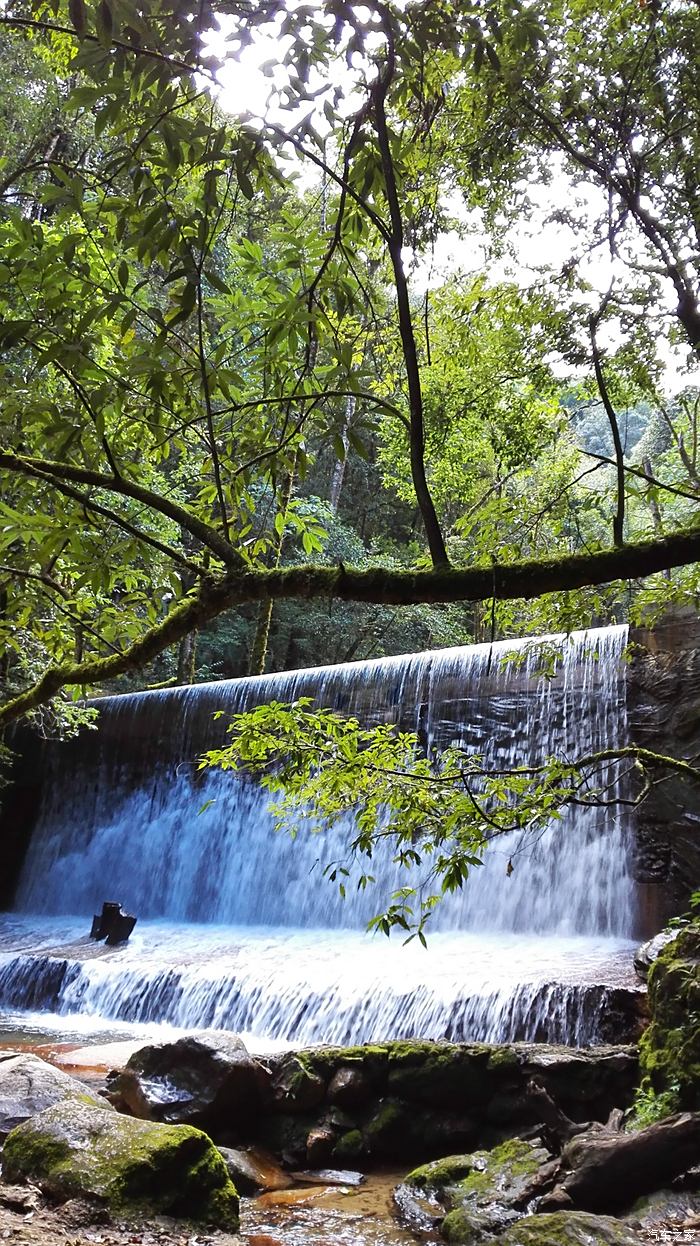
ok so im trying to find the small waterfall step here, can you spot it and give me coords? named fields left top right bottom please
left=0, top=920, right=644, bottom=1048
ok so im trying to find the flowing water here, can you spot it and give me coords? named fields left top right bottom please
left=0, top=625, right=639, bottom=1048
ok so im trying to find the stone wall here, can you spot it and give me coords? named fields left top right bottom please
left=252, top=1041, right=637, bottom=1168
left=628, top=610, right=700, bottom=920
left=106, top=1036, right=640, bottom=1169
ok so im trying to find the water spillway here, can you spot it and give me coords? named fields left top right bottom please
left=0, top=625, right=642, bottom=1047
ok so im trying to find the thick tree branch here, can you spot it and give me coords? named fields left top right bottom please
left=6, top=525, right=700, bottom=726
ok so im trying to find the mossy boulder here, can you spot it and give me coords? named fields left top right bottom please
left=398, top=1137, right=552, bottom=1242
left=2, top=1098, right=239, bottom=1227
left=638, top=916, right=700, bottom=1111
left=443, top=1137, right=551, bottom=1231
left=404, top=1154, right=481, bottom=1191
left=0, top=1052, right=109, bottom=1140
left=497, top=1211, right=642, bottom=1244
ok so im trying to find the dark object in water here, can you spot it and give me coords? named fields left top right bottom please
left=90, top=902, right=137, bottom=945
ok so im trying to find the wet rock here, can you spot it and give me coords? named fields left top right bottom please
left=327, top=1065, right=372, bottom=1109
left=291, top=1167, right=365, bottom=1186
left=393, top=1179, right=443, bottom=1234
left=305, top=1124, right=336, bottom=1167
left=498, top=1210, right=641, bottom=1244
left=2, top=1098, right=239, bottom=1227
left=0, top=1052, right=110, bottom=1140
left=104, top=1029, right=267, bottom=1132
left=217, top=1145, right=292, bottom=1194
left=439, top=1137, right=552, bottom=1237
left=638, top=916, right=700, bottom=1111
left=269, top=1055, right=326, bottom=1113
left=634, top=928, right=680, bottom=981
left=89, top=900, right=136, bottom=945
left=403, top=1153, right=481, bottom=1192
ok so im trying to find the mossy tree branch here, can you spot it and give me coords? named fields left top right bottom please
left=5, top=525, right=700, bottom=727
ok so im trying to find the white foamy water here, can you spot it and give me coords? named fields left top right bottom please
left=0, top=917, right=639, bottom=1048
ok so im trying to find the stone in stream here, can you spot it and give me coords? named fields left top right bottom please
left=104, top=1030, right=268, bottom=1133
left=0, top=1052, right=110, bottom=1140
left=89, top=900, right=136, bottom=945
left=290, top=1167, right=365, bottom=1186
left=2, top=1097, right=240, bottom=1227
left=217, top=1145, right=292, bottom=1194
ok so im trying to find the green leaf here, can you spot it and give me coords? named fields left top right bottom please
left=204, top=269, right=231, bottom=295
left=68, top=0, right=88, bottom=38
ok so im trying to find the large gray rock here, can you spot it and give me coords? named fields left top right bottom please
left=105, top=1030, right=267, bottom=1132
left=2, top=1098, right=239, bottom=1227
left=0, top=1052, right=109, bottom=1140
left=634, top=927, right=679, bottom=981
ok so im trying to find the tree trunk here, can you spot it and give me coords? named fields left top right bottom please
left=176, top=629, right=197, bottom=685
left=248, top=456, right=297, bottom=675
left=540, top=1112, right=700, bottom=1214
left=329, top=395, right=355, bottom=512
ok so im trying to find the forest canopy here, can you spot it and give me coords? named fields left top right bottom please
left=2, top=0, right=700, bottom=730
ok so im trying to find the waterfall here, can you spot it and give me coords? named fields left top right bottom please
left=1, top=624, right=640, bottom=1046
left=14, top=624, right=633, bottom=935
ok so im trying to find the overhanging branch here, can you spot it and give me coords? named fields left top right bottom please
left=4, top=525, right=700, bottom=727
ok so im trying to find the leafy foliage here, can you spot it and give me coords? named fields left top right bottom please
left=1, top=0, right=700, bottom=725
left=200, top=697, right=692, bottom=937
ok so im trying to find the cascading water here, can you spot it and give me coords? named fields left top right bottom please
left=0, top=625, right=641, bottom=1047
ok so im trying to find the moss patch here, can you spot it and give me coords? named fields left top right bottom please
left=333, top=1129, right=365, bottom=1162
left=637, top=915, right=700, bottom=1113
left=497, top=1210, right=641, bottom=1244
left=405, top=1154, right=477, bottom=1191
left=452, top=1136, right=548, bottom=1201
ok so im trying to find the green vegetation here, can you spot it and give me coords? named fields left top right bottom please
left=3, top=0, right=700, bottom=958
left=635, top=906, right=700, bottom=1118
left=1, top=0, right=700, bottom=728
